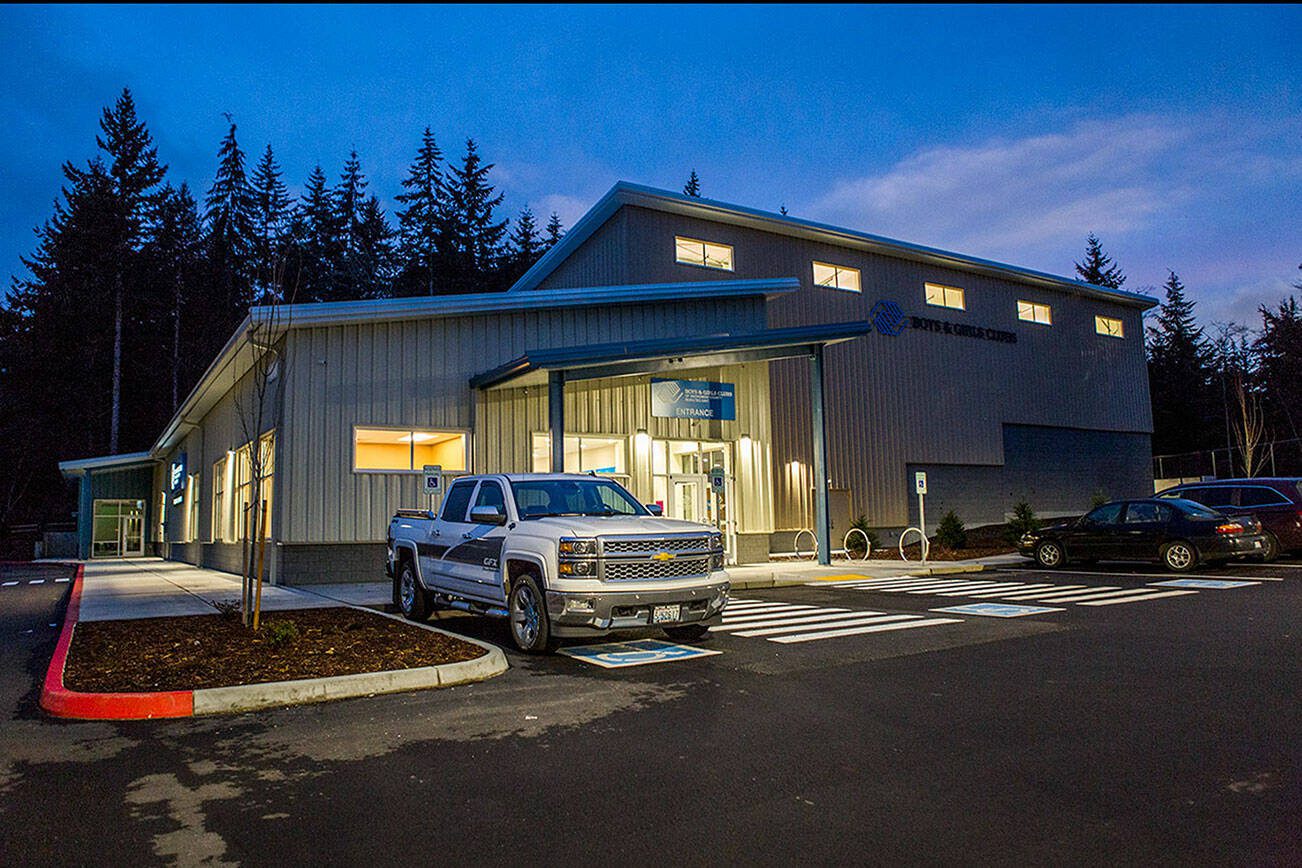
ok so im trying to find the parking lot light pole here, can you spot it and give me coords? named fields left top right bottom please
left=811, top=345, right=831, bottom=566
left=549, top=370, right=565, bottom=472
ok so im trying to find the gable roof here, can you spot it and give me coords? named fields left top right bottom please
left=509, top=181, right=1157, bottom=310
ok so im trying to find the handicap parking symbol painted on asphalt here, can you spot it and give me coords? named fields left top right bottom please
left=932, top=603, right=1064, bottom=618
left=1150, top=579, right=1259, bottom=589
left=558, top=638, right=722, bottom=668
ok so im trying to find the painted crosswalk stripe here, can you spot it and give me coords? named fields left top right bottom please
left=1016, top=587, right=1132, bottom=602
left=993, top=585, right=1090, bottom=599
left=903, top=581, right=1012, bottom=594
left=723, top=602, right=793, bottom=614
left=29, top=580, right=45, bottom=585
left=734, top=613, right=922, bottom=638
left=770, top=617, right=964, bottom=644
left=938, top=582, right=1057, bottom=597
left=715, top=610, right=886, bottom=632
left=2, top=581, right=17, bottom=587
left=853, top=579, right=985, bottom=593
left=1077, top=589, right=1198, bottom=606
left=828, top=577, right=933, bottom=589
left=55, top=578, right=70, bottom=583
left=1021, top=587, right=1179, bottom=603
left=720, top=605, right=831, bottom=624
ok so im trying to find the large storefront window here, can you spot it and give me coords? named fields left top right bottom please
left=354, top=427, right=468, bottom=472
left=92, top=499, right=145, bottom=558
left=530, top=433, right=627, bottom=479
left=234, top=432, right=275, bottom=540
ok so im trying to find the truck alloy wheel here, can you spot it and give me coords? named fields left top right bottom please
left=509, top=575, right=556, bottom=653
left=397, top=562, right=431, bottom=621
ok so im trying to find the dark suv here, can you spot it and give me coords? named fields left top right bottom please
left=1158, top=478, right=1302, bottom=561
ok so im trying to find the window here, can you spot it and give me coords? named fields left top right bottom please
left=354, top=427, right=468, bottom=472
left=924, top=282, right=965, bottom=310
left=475, top=480, right=506, bottom=510
left=1124, top=502, right=1170, bottom=523
left=812, top=261, right=861, bottom=292
left=531, top=433, right=627, bottom=476
left=510, top=477, right=646, bottom=518
left=186, top=473, right=200, bottom=542
left=1017, top=300, right=1052, bottom=326
left=441, top=480, right=476, bottom=522
left=1238, top=487, right=1290, bottom=508
left=1095, top=315, right=1124, bottom=338
left=212, top=457, right=227, bottom=542
left=674, top=236, right=733, bottom=271
left=232, top=432, right=275, bottom=540
left=1083, top=503, right=1124, bottom=525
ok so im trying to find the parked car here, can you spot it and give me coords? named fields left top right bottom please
left=386, top=473, right=730, bottom=652
left=1157, top=478, right=1302, bottom=561
left=1017, top=498, right=1269, bottom=571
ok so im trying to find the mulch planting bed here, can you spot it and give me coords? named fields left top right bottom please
left=865, top=543, right=1016, bottom=561
left=64, top=607, right=486, bottom=693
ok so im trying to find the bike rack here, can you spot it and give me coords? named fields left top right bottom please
left=793, top=528, right=818, bottom=560
left=842, top=528, right=872, bottom=562
left=898, top=526, right=930, bottom=563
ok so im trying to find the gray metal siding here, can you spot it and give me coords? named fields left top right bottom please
left=537, top=205, right=1153, bottom=529
left=280, top=296, right=766, bottom=543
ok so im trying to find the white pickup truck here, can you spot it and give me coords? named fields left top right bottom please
left=386, top=473, right=730, bottom=652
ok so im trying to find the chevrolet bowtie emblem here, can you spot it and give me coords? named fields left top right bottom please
left=651, top=551, right=676, bottom=562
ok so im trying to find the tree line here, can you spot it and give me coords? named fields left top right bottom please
left=1073, top=235, right=1301, bottom=474
left=0, top=88, right=563, bottom=528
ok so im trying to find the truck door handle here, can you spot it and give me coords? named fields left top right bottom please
left=462, top=532, right=472, bottom=539
left=432, top=529, right=440, bottom=537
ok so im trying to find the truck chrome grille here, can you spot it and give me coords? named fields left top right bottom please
left=603, top=557, right=711, bottom=581
left=601, top=536, right=711, bottom=555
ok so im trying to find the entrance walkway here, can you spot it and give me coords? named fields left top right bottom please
left=78, top=559, right=357, bottom=621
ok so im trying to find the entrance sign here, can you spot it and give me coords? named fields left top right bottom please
left=914, top=472, right=927, bottom=495
left=651, top=379, right=736, bottom=421
left=709, top=466, right=726, bottom=493
left=422, top=465, right=442, bottom=495
left=170, top=454, right=187, bottom=505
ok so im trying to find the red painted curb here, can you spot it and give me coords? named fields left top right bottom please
left=39, top=564, right=195, bottom=720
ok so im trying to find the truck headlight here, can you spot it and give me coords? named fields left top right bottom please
left=558, top=560, right=597, bottom=577
left=708, top=533, right=724, bottom=552
left=559, top=538, right=597, bottom=557
left=710, top=552, right=725, bottom=570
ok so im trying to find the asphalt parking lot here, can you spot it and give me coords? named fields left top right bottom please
left=1, top=557, right=1299, bottom=866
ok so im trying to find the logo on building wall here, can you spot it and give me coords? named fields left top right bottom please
left=870, top=300, right=909, bottom=336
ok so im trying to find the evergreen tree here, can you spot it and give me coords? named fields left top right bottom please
left=286, top=165, right=343, bottom=303
left=1254, top=292, right=1302, bottom=441
left=354, top=196, right=396, bottom=300
left=545, top=212, right=564, bottom=248
left=394, top=127, right=445, bottom=296
left=334, top=150, right=371, bottom=300
left=205, top=120, right=256, bottom=321
left=1074, top=233, right=1126, bottom=289
left=146, top=183, right=204, bottom=411
left=441, top=139, right=507, bottom=293
left=504, top=206, right=543, bottom=283
left=684, top=170, right=701, bottom=197
left=249, top=144, right=291, bottom=304
left=1146, top=271, right=1217, bottom=455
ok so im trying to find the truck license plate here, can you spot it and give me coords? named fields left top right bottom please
left=652, top=605, right=680, bottom=624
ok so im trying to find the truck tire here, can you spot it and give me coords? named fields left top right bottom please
left=663, top=624, right=711, bottom=643
left=508, top=574, right=557, bottom=653
left=396, top=559, right=432, bottom=621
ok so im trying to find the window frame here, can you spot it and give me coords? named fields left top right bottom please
left=1095, top=315, right=1125, bottom=338
left=1017, top=300, right=1053, bottom=326
left=212, top=456, right=228, bottom=543
left=812, top=261, right=862, bottom=292
left=440, top=479, right=478, bottom=523
left=674, top=235, right=734, bottom=272
left=924, top=282, right=966, bottom=311
left=352, top=425, right=471, bottom=474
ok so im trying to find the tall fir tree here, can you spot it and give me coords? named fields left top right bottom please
left=441, top=139, right=507, bottom=293
left=334, top=150, right=371, bottom=300
left=504, top=206, right=543, bottom=285
left=1254, top=291, right=1302, bottom=441
left=684, top=170, right=701, bottom=197
left=147, top=183, right=204, bottom=411
left=249, top=144, right=291, bottom=304
left=1147, top=270, right=1217, bottom=456
left=394, top=128, right=445, bottom=296
left=354, top=196, right=396, bottom=300
left=205, top=120, right=256, bottom=323
left=545, top=212, right=564, bottom=248
left=1074, top=233, right=1126, bottom=289
left=286, top=165, right=343, bottom=303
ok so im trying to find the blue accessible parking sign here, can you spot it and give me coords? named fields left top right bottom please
left=932, top=603, right=1064, bottom=618
left=559, top=639, right=721, bottom=668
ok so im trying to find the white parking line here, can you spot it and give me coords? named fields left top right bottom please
left=2, top=581, right=17, bottom=587
left=954, top=583, right=1061, bottom=598
left=1015, top=586, right=1123, bottom=602
left=29, top=580, right=45, bottom=585
left=1077, top=589, right=1200, bottom=606
left=715, top=610, right=881, bottom=632
left=1024, top=587, right=1178, bottom=604
left=770, top=617, right=964, bottom=644
left=720, top=605, right=831, bottom=624
left=993, top=585, right=1090, bottom=599
left=734, top=613, right=920, bottom=638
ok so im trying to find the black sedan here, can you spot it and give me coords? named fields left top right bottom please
left=1017, top=498, right=1269, bottom=572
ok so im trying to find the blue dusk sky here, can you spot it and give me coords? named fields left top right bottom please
left=2, top=4, right=1299, bottom=324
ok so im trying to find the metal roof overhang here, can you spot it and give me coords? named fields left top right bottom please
left=58, top=451, right=157, bottom=478
left=470, top=321, right=873, bottom=390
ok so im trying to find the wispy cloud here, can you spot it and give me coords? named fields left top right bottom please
left=803, top=114, right=1302, bottom=325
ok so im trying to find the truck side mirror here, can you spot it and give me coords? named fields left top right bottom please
left=470, top=505, right=507, bottom=526
left=645, top=503, right=663, bottom=517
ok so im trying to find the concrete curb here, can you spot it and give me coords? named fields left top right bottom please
left=40, top=568, right=508, bottom=720
left=730, top=562, right=985, bottom=590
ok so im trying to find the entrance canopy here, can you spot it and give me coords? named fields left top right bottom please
left=470, top=320, right=872, bottom=391
left=471, top=320, right=872, bottom=565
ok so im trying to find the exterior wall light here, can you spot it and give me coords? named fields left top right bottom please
left=635, top=429, right=651, bottom=451
left=739, top=433, right=752, bottom=449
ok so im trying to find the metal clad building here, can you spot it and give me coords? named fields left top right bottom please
left=61, top=182, right=1156, bottom=581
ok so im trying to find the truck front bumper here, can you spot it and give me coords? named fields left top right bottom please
left=545, top=580, right=730, bottom=638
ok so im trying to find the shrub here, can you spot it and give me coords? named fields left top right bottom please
left=935, top=510, right=967, bottom=550
left=1007, top=500, right=1040, bottom=542
left=264, top=620, right=300, bottom=647
left=845, top=514, right=880, bottom=557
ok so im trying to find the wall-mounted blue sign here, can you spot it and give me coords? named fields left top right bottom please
left=170, top=453, right=187, bottom=505
left=651, top=379, right=736, bottom=420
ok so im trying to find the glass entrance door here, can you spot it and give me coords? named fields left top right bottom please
left=652, top=440, right=737, bottom=563
left=91, top=499, right=146, bottom=558
left=667, top=476, right=705, bottom=524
